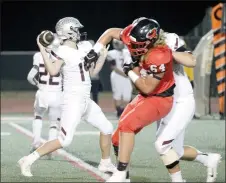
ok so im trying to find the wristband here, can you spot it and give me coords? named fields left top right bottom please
left=93, top=42, right=104, bottom=54
left=128, top=70, right=139, bottom=83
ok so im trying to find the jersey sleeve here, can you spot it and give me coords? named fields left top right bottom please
left=122, top=48, right=132, bottom=63
left=50, top=46, right=65, bottom=61
left=145, top=47, right=172, bottom=74
left=165, top=33, right=191, bottom=53
left=176, top=39, right=192, bottom=53
left=106, top=50, right=115, bottom=61
left=33, top=52, right=41, bottom=66
left=78, top=41, right=93, bottom=55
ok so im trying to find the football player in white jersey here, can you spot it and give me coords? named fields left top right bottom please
left=153, top=31, right=222, bottom=182
left=27, top=35, right=62, bottom=159
left=107, top=39, right=133, bottom=118
left=18, top=17, right=116, bottom=177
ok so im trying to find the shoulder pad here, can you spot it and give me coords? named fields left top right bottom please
left=33, top=52, right=42, bottom=66
left=147, top=46, right=172, bottom=66
left=50, top=45, right=65, bottom=60
left=107, top=50, right=116, bottom=60
left=164, top=33, right=185, bottom=51
left=78, top=41, right=92, bottom=53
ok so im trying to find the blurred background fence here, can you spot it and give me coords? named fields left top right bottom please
left=1, top=3, right=225, bottom=117
left=0, top=7, right=218, bottom=95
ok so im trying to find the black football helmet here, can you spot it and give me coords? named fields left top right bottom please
left=121, top=17, right=160, bottom=56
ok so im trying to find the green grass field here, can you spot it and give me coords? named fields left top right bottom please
left=1, top=113, right=225, bottom=182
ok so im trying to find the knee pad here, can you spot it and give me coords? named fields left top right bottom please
left=48, top=110, right=61, bottom=122
left=160, top=148, right=179, bottom=168
left=49, top=120, right=60, bottom=130
left=34, top=107, right=46, bottom=118
left=100, top=120, right=113, bottom=135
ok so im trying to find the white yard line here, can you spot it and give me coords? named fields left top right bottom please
left=9, top=122, right=110, bottom=182
left=1, top=116, right=119, bottom=124
left=1, top=132, right=11, bottom=136
left=74, top=131, right=100, bottom=135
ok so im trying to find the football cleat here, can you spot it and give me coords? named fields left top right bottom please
left=106, top=170, right=127, bottom=182
left=18, top=156, right=33, bottom=177
left=206, top=153, right=222, bottom=182
left=98, top=161, right=117, bottom=173
left=125, top=178, right=131, bottom=182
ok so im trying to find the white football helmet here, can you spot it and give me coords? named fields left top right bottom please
left=55, top=17, right=85, bottom=42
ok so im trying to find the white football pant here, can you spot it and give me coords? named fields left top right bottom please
left=58, top=93, right=113, bottom=147
left=155, top=94, right=195, bottom=157
left=110, top=72, right=132, bottom=102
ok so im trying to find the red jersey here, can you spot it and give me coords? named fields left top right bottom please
left=141, top=45, right=175, bottom=95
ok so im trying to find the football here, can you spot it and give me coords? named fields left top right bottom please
left=39, top=30, right=54, bottom=47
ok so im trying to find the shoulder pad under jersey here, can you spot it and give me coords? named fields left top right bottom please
left=146, top=46, right=172, bottom=66
left=164, top=32, right=185, bottom=51
left=78, top=41, right=92, bottom=54
left=50, top=45, right=66, bottom=61
left=106, top=49, right=117, bottom=60
left=33, top=52, right=42, bottom=66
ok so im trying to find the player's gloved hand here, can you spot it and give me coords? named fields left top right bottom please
left=131, top=56, right=140, bottom=67
left=123, top=62, right=134, bottom=76
left=84, top=49, right=99, bottom=71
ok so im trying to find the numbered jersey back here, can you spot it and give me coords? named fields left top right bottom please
left=33, top=52, right=62, bottom=92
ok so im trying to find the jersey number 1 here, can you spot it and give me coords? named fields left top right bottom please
left=79, top=63, right=85, bottom=81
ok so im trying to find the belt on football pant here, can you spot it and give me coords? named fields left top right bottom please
left=141, top=84, right=176, bottom=98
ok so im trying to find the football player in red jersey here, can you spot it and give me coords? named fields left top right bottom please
left=84, top=18, right=184, bottom=182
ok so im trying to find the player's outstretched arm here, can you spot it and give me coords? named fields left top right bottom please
left=89, top=45, right=110, bottom=77
left=172, top=51, right=196, bottom=68
left=37, top=36, right=63, bottom=76
left=84, top=28, right=123, bottom=71
left=96, top=28, right=122, bottom=47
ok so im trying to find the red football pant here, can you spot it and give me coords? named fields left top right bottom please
left=112, top=94, right=173, bottom=146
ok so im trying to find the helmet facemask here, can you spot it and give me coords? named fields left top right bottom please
left=124, top=18, right=160, bottom=56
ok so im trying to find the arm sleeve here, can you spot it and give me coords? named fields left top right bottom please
left=27, top=67, right=39, bottom=86
left=165, top=33, right=192, bottom=53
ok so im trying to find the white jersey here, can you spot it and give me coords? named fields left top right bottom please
left=164, top=33, right=193, bottom=99
left=33, top=52, right=62, bottom=92
left=51, top=41, right=92, bottom=96
left=107, top=48, right=132, bottom=72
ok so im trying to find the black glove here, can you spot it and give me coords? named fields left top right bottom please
left=123, top=62, right=134, bottom=76
left=131, top=56, right=140, bottom=67
left=84, top=49, right=99, bottom=71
